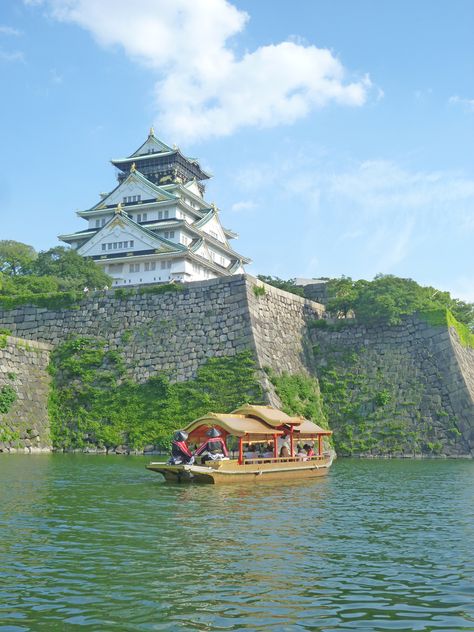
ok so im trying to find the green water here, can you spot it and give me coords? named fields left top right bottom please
left=0, top=456, right=473, bottom=631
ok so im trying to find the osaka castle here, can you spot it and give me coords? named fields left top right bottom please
left=59, top=129, right=250, bottom=286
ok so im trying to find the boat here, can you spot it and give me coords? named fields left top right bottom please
left=147, top=404, right=333, bottom=484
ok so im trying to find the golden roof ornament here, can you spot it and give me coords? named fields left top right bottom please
left=115, top=202, right=124, bottom=215
left=149, top=126, right=155, bottom=136
left=131, top=162, right=136, bottom=173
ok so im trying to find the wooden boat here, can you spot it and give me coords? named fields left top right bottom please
left=147, top=404, right=333, bottom=484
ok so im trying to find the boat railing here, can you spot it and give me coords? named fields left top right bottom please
left=243, top=454, right=329, bottom=465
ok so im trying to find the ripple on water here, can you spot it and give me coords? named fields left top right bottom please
left=0, top=456, right=474, bottom=631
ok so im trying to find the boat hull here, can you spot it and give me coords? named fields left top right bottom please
left=147, top=456, right=333, bottom=484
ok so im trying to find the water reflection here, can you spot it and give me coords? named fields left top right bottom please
left=0, top=456, right=473, bottom=631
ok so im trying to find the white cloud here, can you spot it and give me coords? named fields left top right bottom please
left=323, top=160, right=474, bottom=220
left=235, top=153, right=474, bottom=274
left=31, top=0, right=372, bottom=141
left=0, top=25, right=22, bottom=36
left=449, top=95, right=474, bottom=111
left=231, top=200, right=257, bottom=213
left=0, top=49, right=25, bottom=62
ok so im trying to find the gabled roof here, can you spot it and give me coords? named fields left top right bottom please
left=76, top=208, right=188, bottom=255
left=128, top=129, right=173, bottom=157
left=89, top=168, right=178, bottom=212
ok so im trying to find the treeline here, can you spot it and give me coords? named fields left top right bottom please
left=325, top=275, right=474, bottom=330
left=259, top=273, right=474, bottom=331
left=0, top=240, right=111, bottom=296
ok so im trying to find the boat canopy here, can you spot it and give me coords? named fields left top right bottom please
left=233, top=404, right=331, bottom=436
left=232, top=404, right=299, bottom=427
left=183, top=405, right=332, bottom=442
left=184, top=413, right=282, bottom=442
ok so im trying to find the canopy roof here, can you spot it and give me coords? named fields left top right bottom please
left=183, top=406, right=332, bottom=440
left=184, top=413, right=280, bottom=439
left=232, top=404, right=301, bottom=428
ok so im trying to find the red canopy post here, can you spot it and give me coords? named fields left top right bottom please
left=318, top=434, right=323, bottom=456
left=238, top=437, right=243, bottom=465
left=290, top=426, right=294, bottom=457
left=273, top=433, right=278, bottom=458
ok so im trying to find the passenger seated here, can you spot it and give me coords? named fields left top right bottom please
left=244, top=445, right=257, bottom=460
left=169, top=430, right=194, bottom=465
left=278, top=432, right=291, bottom=458
left=304, top=443, right=315, bottom=457
left=195, top=427, right=229, bottom=463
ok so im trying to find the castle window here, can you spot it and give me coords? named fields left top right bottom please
left=102, top=244, right=106, bottom=251
left=113, top=243, right=118, bottom=249
left=95, top=220, right=100, bottom=228
left=137, top=214, right=141, bottom=222
left=108, top=243, right=113, bottom=250
left=129, top=263, right=140, bottom=273
left=161, top=261, right=166, bottom=270
left=101, top=219, right=106, bottom=227
left=169, top=230, right=175, bottom=238
left=164, top=210, right=169, bottom=219
left=130, top=240, right=134, bottom=247
left=158, top=211, right=163, bottom=220
left=142, top=213, right=147, bottom=221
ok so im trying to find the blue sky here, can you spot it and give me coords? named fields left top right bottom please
left=1, top=0, right=473, bottom=299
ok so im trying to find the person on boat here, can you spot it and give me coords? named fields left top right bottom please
left=195, top=427, right=229, bottom=463
left=304, top=443, right=315, bottom=457
left=169, top=430, right=194, bottom=465
left=277, top=432, right=291, bottom=457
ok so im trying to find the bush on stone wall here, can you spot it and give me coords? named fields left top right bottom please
left=48, top=336, right=264, bottom=450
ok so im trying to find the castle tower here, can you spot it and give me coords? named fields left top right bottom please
left=59, top=129, right=250, bottom=286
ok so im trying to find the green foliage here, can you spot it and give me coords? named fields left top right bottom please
left=0, top=290, right=83, bottom=311
left=0, top=427, right=20, bottom=443
left=257, top=276, right=305, bottom=297
left=48, top=337, right=263, bottom=450
left=114, top=284, right=183, bottom=301
left=308, top=318, right=328, bottom=329
left=326, top=274, right=474, bottom=329
left=419, top=309, right=474, bottom=348
left=0, top=240, right=37, bottom=276
left=138, top=283, right=183, bottom=296
left=374, top=389, right=391, bottom=407
left=0, top=242, right=112, bottom=310
left=253, top=285, right=266, bottom=297
left=0, top=333, right=8, bottom=349
left=0, top=385, right=17, bottom=414
left=266, top=368, right=328, bottom=427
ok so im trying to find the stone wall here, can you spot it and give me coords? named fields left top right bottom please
left=1, top=276, right=473, bottom=457
left=310, top=316, right=474, bottom=456
left=0, top=276, right=325, bottom=387
left=0, top=336, right=51, bottom=452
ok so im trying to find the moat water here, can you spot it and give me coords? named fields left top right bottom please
left=0, top=455, right=473, bottom=631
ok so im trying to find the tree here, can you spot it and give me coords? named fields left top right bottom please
left=33, top=247, right=112, bottom=291
left=0, top=240, right=37, bottom=276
